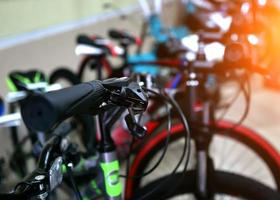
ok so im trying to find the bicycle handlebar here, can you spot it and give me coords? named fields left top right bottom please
left=21, top=80, right=108, bottom=132
left=21, top=78, right=148, bottom=132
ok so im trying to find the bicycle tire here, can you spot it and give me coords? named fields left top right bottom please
left=77, top=56, right=94, bottom=81
left=125, top=120, right=280, bottom=198
left=133, top=170, right=280, bottom=200
left=49, top=67, right=81, bottom=85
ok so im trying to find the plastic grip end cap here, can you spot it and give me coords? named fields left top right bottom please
left=21, top=95, right=57, bottom=132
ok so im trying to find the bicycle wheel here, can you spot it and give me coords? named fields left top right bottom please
left=49, top=67, right=80, bottom=87
left=133, top=170, right=280, bottom=200
left=125, top=120, right=280, bottom=198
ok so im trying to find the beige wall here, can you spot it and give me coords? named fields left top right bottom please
left=0, top=0, right=138, bottom=39
left=0, top=1, right=181, bottom=94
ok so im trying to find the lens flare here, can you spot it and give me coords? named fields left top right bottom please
left=248, top=34, right=259, bottom=45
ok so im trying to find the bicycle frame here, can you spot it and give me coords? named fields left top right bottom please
left=96, top=112, right=123, bottom=200
left=1, top=77, right=149, bottom=200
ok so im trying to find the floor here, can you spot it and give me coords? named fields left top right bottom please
left=221, top=78, right=280, bottom=151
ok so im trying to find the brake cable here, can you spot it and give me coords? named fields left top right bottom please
left=66, top=163, right=82, bottom=200
left=159, top=90, right=192, bottom=199
left=214, top=71, right=252, bottom=134
left=217, top=70, right=249, bottom=120
left=120, top=92, right=172, bottom=179
left=136, top=88, right=191, bottom=200
left=217, top=74, right=243, bottom=120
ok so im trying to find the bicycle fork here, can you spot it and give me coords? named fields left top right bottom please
left=186, top=72, right=215, bottom=199
left=195, top=102, right=215, bottom=200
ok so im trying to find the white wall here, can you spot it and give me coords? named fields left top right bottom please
left=0, top=1, right=181, bottom=94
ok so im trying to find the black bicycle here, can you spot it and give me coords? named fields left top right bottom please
left=0, top=77, right=150, bottom=199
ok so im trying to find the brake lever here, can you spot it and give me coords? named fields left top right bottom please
left=100, top=78, right=148, bottom=138
left=103, top=78, right=148, bottom=113
left=125, top=108, right=147, bottom=138
left=102, top=77, right=130, bottom=90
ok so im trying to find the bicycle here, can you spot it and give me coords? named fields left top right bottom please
left=49, top=24, right=280, bottom=200
left=124, top=41, right=280, bottom=199
left=46, top=1, right=280, bottom=198
left=2, top=75, right=279, bottom=200
left=63, top=38, right=280, bottom=199
left=49, top=0, right=191, bottom=86
left=2, top=70, right=95, bottom=180
left=0, top=77, right=154, bottom=199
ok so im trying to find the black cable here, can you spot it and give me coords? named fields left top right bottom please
left=136, top=89, right=191, bottom=200
left=159, top=90, right=192, bottom=200
left=215, top=71, right=251, bottom=134
left=217, top=88, right=242, bottom=120
left=125, top=135, right=135, bottom=179
left=217, top=76, right=243, bottom=120
left=228, top=72, right=251, bottom=126
left=130, top=71, right=249, bottom=199
left=134, top=100, right=172, bottom=177
left=217, top=72, right=247, bottom=120
left=66, top=164, right=82, bottom=200
left=158, top=71, right=251, bottom=199
left=120, top=96, right=172, bottom=179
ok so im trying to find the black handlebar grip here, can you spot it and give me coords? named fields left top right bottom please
left=21, top=80, right=108, bottom=132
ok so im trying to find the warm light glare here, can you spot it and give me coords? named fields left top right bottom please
left=241, top=2, right=250, bottom=14
left=230, top=34, right=239, bottom=42
left=204, top=42, right=225, bottom=62
left=258, top=0, right=267, bottom=6
left=210, top=13, right=232, bottom=32
left=248, top=34, right=259, bottom=45
left=181, top=34, right=199, bottom=52
left=185, top=51, right=196, bottom=61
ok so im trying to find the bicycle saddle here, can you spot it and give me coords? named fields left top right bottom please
left=76, top=34, right=123, bottom=57
left=7, top=70, right=47, bottom=92
left=108, top=29, right=142, bottom=46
